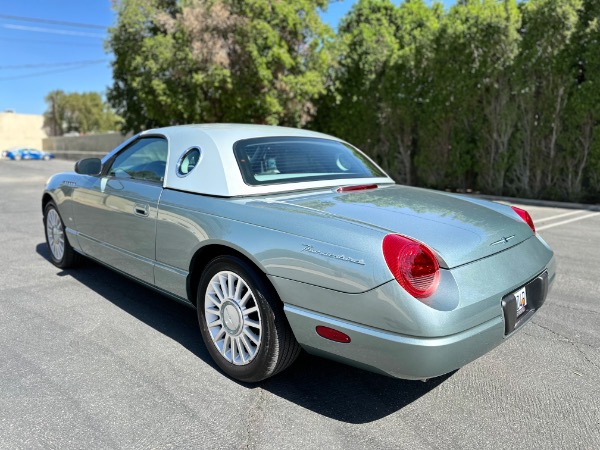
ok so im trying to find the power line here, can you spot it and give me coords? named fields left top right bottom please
left=2, top=24, right=105, bottom=38
left=0, top=60, right=109, bottom=70
left=0, top=35, right=100, bottom=47
left=0, top=61, right=108, bottom=81
left=0, top=13, right=108, bottom=30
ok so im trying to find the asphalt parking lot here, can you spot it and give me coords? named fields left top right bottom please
left=1, top=159, right=599, bottom=449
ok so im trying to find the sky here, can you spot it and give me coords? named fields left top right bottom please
left=0, top=1, right=453, bottom=116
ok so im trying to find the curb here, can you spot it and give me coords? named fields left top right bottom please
left=466, top=194, right=600, bottom=212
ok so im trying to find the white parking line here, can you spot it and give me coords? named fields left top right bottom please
left=537, top=212, right=600, bottom=231
left=535, top=210, right=584, bottom=223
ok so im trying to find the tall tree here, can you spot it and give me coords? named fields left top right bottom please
left=418, top=0, right=522, bottom=193
left=559, top=0, right=600, bottom=201
left=107, top=0, right=332, bottom=132
left=508, top=0, right=582, bottom=198
left=44, top=90, right=67, bottom=137
left=379, top=0, right=441, bottom=185
left=416, top=1, right=482, bottom=191
left=314, top=0, right=403, bottom=179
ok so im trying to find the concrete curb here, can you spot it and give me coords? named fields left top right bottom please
left=466, top=193, right=600, bottom=211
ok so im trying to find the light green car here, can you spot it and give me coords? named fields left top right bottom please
left=42, top=124, right=555, bottom=382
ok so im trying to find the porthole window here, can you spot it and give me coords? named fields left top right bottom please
left=177, top=147, right=202, bottom=177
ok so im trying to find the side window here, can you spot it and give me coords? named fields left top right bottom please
left=107, top=137, right=168, bottom=183
left=177, top=147, right=201, bottom=177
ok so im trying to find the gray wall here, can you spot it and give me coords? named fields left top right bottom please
left=43, top=133, right=133, bottom=160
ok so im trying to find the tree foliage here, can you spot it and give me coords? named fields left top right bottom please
left=43, top=90, right=121, bottom=136
left=317, top=0, right=600, bottom=202
left=107, top=0, right=332, bottom=132
left=107, top=0, right=600, bottom=203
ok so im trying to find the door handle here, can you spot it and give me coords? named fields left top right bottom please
left=134, top=203, right=149, bottom=216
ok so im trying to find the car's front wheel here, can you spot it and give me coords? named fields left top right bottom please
left=44, top=202, right=81, bottom=268
left=197, top=256, right=301, bottom=382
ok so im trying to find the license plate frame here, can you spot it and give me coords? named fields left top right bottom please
left=501, top=271, right=548, bottom=335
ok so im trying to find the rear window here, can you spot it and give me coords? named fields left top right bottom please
left=233, top=137, right=385, bottom=186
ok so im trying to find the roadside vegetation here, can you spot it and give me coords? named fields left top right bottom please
left=43, top=90, right=122, bottom=136
left=104, top=0, right=600, bottom=203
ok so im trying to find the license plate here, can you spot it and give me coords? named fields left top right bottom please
left=514, top=287, right=527, bottom=316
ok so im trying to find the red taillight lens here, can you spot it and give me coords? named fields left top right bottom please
left=511, top=206, right=536, bottom=234
left=382, top=234, right=440, bottom=299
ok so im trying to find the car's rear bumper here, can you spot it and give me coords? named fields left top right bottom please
left=285, top=304, right=514, bottom=380
left=276, top=235, right=555, bottom=379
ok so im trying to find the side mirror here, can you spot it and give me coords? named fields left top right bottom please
left=75, top=158, right=102, bottom=175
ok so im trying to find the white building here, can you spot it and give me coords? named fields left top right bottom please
left=0, top=111, right=47, bottom=150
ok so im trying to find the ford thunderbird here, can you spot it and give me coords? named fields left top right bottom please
left=42, top=124, right=555, bottom=382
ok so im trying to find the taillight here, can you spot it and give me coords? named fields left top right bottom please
left=511, top=206, right=536, bottom=234
left=382, top=234, right=440, bottom=299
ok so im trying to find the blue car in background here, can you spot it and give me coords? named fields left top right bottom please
left=2, top=147, right=54, bottom=161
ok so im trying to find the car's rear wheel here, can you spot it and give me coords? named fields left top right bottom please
left=44, top=202, right=81, bottom=268
left=197, top=255, right=301, bottom=382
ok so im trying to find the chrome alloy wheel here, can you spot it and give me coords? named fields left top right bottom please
left=204, top=271, right=262, bottom=365
left=46, top=208, right=65, bottom=261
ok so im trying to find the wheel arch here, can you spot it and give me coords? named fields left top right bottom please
left=42, top=192, right=56, bottom=214
left=187, top=243, right=273, bottom=307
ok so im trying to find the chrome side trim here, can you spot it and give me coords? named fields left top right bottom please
left=154, top=260, right=188, bottom=277
left=79, top=232, right=157, bottom=267
left=78, top=251, right=193, bottom=307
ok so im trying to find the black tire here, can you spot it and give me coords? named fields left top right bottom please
left=43, top=201, right=81, bottom=269
left=197, top=255, right=301, bottom=382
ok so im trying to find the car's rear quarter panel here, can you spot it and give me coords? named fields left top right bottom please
left=155, top=189, right=393, bottom=299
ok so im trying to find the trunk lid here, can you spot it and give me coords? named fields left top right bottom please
left=266, top=185, right=533, bottom=269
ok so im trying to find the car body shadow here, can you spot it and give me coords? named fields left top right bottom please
left=36, top=242, right=454, bottom=424
left=260, top=354, right=454, bottom=423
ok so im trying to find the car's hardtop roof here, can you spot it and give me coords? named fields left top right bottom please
left=142, top=123, right=336, bottom=142
left=126, top=124, right=394, bottom=197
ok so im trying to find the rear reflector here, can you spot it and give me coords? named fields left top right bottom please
left=316, top=326, right=351, bottom=343
left=336, top=184, right=378, bottom=193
